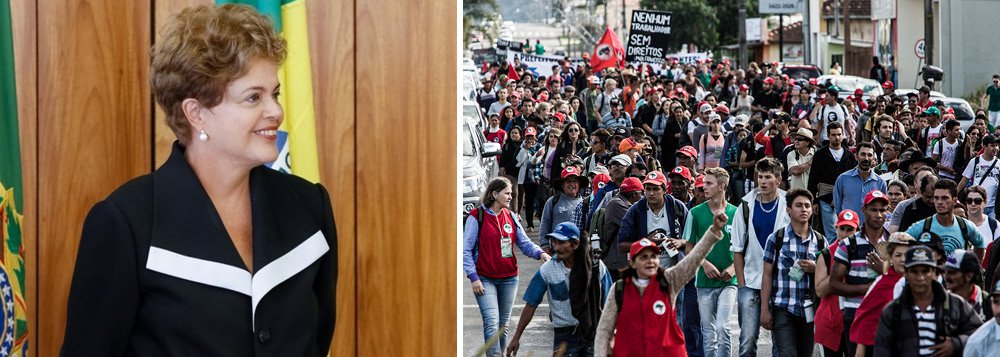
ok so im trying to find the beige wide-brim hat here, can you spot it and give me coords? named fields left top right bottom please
left=793, top=127, right=817, bottom=144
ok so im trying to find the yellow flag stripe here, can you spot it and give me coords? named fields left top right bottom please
left=279, top=0, right=320, bottom=183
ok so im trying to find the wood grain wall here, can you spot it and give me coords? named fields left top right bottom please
left=355, top=0, right=457, bottom=354
left=13, top=0, right=455, bottom=355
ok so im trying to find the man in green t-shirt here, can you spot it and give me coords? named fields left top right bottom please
left=684, top=167, right=738, bottom=357
left=981, top=74, right=1000, bottom=126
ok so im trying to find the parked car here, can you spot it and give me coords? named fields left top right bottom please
left=463, top=100, right=487, bottom=130
left=461, top=116, right=501, bottom=216
left=462, top=59, right=482, bottom=101
left=894, top=88, right=946, bottom=98
left=937, top=97, right=976, bottom=131
left=816, top=75, right=884, bottom=100
left=781, top=64, right=822, bottom=82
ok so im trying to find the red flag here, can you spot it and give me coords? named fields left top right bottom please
left=590, top=27, right=625, bottom=72
left=507, top=64, right=520, bottom=82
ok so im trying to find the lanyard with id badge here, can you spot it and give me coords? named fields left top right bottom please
left=498, top=214, right=514, bottom=258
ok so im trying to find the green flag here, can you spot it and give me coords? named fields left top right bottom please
left=0, top=0, right=29, bottom=355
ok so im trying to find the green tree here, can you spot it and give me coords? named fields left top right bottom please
left=464, top=0, right=500, bottom=48
left=640, top=0, right=718, bottom=52
left=707, top=0, right=758, bottom=47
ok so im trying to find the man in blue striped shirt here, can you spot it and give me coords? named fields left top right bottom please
left=761, top=189, right=825, bottom=357
left=832, top=189, right=891, bottom=356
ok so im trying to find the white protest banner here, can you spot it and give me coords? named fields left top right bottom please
left=663, top=52, right=709, bottom=65
left=506, top=52, right=584, bottom=78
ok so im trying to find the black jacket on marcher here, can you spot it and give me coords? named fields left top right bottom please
left=807, top=145, right=857, bottom=204
left=62, top=142, right=338, bottom=356
left=874, top=280, right=982, bottom=357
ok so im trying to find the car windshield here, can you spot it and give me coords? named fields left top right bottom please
left=782, top=67, right=820, bottom=81
left=833, top=77, right=883, bottom=96
left=463, top=72, right=477, bottom=99
left=946, top=102, right=974, bottom=120
left=463, top=124, right=476, bottom=157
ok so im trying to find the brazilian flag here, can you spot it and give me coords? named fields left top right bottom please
left=217, top=0, right=321, bottom=183
left=0, top=0, right=29, bottom=355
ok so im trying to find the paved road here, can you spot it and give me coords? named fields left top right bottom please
left=462, top=217, right=803, bottom=356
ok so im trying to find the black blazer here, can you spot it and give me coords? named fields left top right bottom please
left=62, top=143, right=337, bottom=356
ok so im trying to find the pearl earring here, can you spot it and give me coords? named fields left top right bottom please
left=198, top=129, right=208, bottom=142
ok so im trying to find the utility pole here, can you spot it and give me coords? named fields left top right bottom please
left=803, top=0, right=811, bottom=64
left=844, top=0, right=852, bottom=74
left=739, top=0, right=747, bottom=68
left=621, top=0, right=626, bottom=40
left=924, top=0, right=933, bottom=66
left=779, top=15, right=784, bottom=62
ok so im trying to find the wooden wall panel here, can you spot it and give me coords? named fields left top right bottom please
left=36, top=1, right=152, bottom=356
left=306, top=0, right=357, bottom=355
left=355, top=0, right=457, bottom=355
left=9, top=0, right=37, bottom=353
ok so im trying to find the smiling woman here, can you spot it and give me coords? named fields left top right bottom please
left=60, top=4, right=337, bottom=356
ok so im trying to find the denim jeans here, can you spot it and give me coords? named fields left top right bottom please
left=737, top=286, right=762, bottom=357
left=553, top=327, right=594, bottom=357
left=771, top=307, right=814, bottom=357
left=697, top=285, right=738, bottom=357
left=683, top=280, right=703, bottom=357
left=475, top=276, right=519, bottom=357
left=820, top=201, right=837, bottom=243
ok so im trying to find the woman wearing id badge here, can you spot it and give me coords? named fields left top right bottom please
left=464, top=177, right=551, bottom=356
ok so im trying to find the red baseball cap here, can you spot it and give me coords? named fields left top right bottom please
left=864, top=189, right=890, bottom=206
left=694, top=175, right=705, bottom=188
left=553, top=112, right=566, bottom=122
left=677, top=145, right=698, bottom=159
left=837, top=209, right=860, bottom=229
left=882, top=81, right=894, bottom=89
left=854, top=88, right=864, bottom=95
left=739, top=84, right=749, bottom=91
left=643, top=170, right=668, bottom=187
left=561, top=166, right=582, bottom=180
left=524, top=127, right=537, bottom=137
left=788, top=78, right=796, bottom=85
left=592, top=173, right=612, bottom=196
left=808, top=78, right=818, bottom=85
left=620, top=177, right=643, bottom=193
left=763, top=77, right=776, bottom=85
left=628, top=238, right=661, bottom=260
left=715, top=104, right=730, bottom=114
left=667, top=166, right=693, bottom=182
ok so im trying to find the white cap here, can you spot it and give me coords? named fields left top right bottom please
left=610, top=154, right=632, bottom=167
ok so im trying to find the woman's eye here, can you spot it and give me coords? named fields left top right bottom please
left=247, top=94, right=261, bottom=103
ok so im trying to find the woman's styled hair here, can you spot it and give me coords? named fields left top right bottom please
left=151, top=4, right=287, bottom=146
left=480, top=177, right=512, bottom=208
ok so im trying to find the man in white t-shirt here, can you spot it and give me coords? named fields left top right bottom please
left=810, top=87, right=847, bottom=144
left=960, top=135, right=1000, bottom=217
left=931, top=120, right=963, bottom=180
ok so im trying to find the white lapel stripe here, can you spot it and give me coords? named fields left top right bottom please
left=251, top=230, right=329, bottom=328
left=146, top=246, right=252, bottom=296
left=146, top=230, right=328, bottom=330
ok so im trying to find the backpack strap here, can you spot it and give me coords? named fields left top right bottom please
left=471, top=207, right=486, bottom=257
left=978, top=156, right=999, bottom=186
left=742, top=202, right=752, bottom=253
left=989, top=218, right=998, bottom=238
left=771, top=228, right=786, bottom=278
left=958, top=217, right=972, bottom=251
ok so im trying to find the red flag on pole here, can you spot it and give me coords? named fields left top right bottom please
left=507, top=64, right=520, bottom=82
left=590, top=26, right=625, bottom=72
